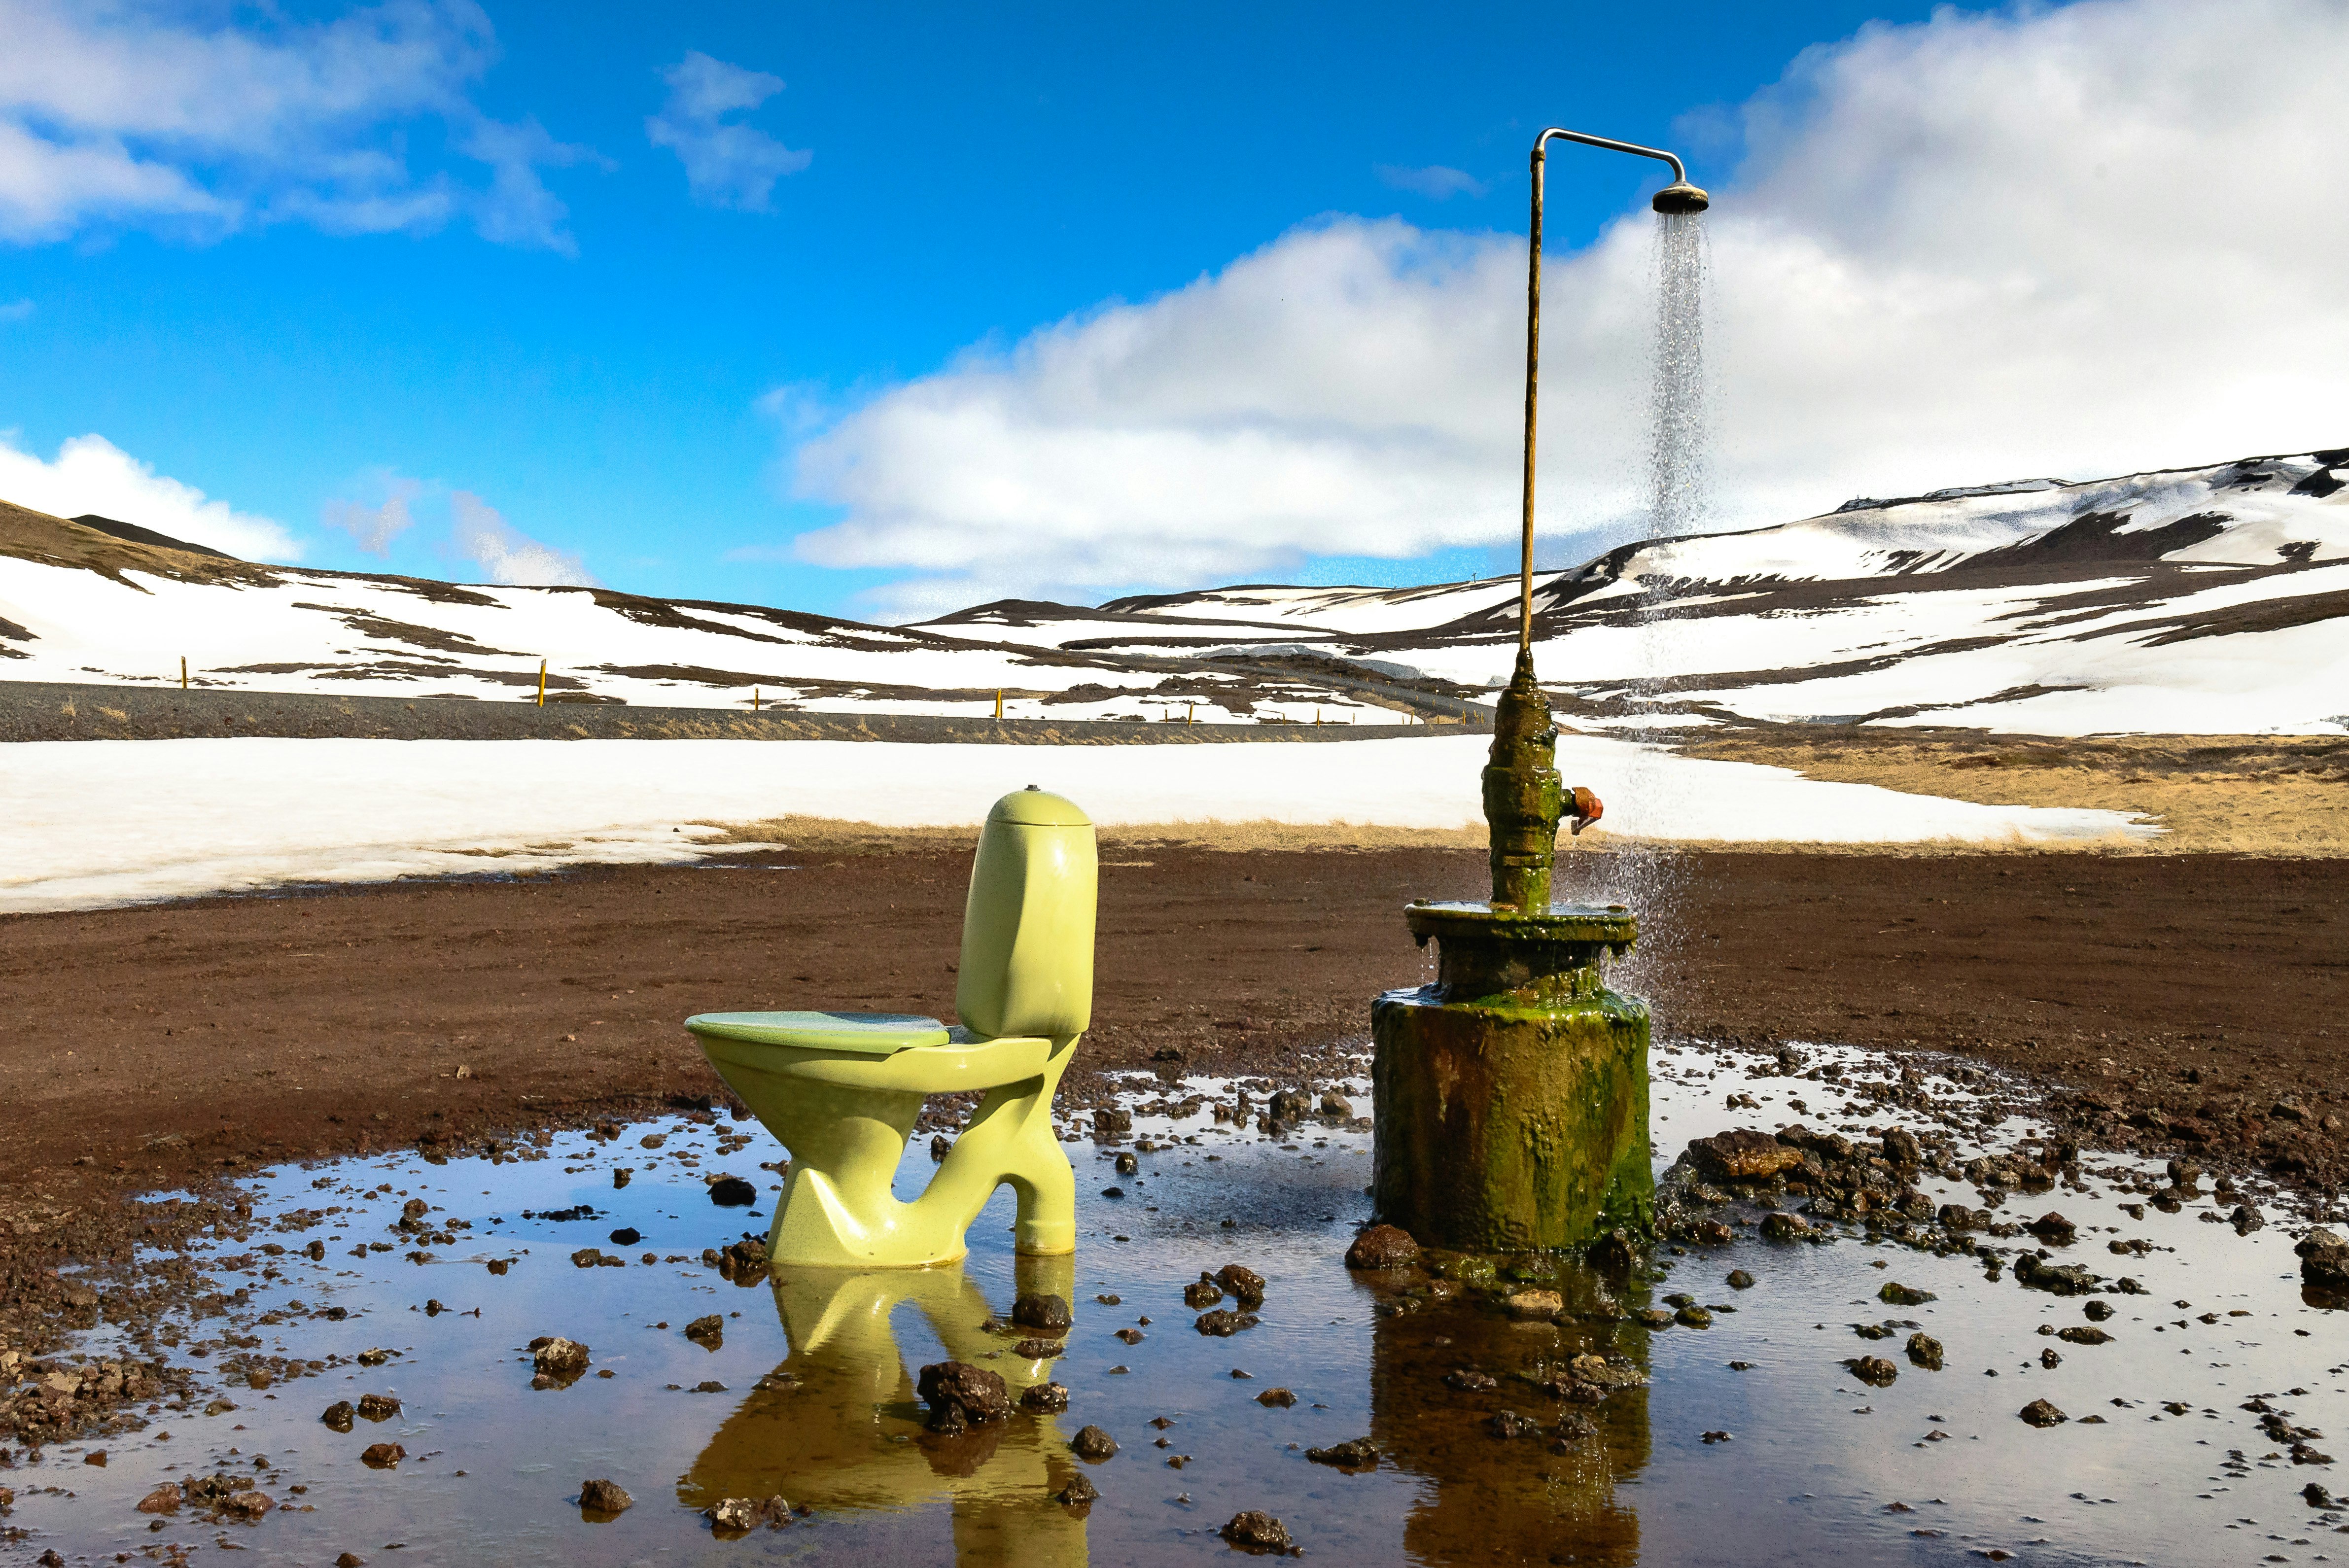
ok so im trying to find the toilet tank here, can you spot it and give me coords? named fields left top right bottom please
left=956, top=788, right=1097, bottom=1041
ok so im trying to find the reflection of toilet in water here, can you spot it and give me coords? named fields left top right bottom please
left=687, top=788, right=1095, bottom=1268
left=681, top=1256, right=1088, bottom=1566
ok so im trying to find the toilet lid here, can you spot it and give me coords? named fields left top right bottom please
left=685, top=1010, right=950, bottom=1055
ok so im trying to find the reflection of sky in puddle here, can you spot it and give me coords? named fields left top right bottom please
left=16, top=1046, right=2348, bottom=1565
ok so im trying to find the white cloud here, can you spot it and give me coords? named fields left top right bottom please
left=0, top=430, right=303, bottom=560
left=786, top=0, right=2349, bottom=620
left=1374, top=163, right=1487, bottom=200
left=448, top=490, right=595, bottom=586
left=646, top=51, right=809, bottom=211
left=0, top=0, right=594, bottom=249
left=0, top=297, right=29, bottom=321
left=322, top=472, right=422, bottom=555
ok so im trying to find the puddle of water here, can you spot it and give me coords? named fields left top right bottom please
left=11, top=1047, right=2347, bottom=1565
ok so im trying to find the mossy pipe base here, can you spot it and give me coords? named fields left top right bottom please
left=1372, top=903, right=1651, bottom=1253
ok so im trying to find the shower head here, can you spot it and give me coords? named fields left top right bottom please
left=1651, top=181, right=1710, bottom=215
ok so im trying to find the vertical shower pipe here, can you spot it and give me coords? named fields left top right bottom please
left=1518, top=129, right=1702, bottom=650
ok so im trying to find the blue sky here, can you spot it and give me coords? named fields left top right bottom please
left=3, top=0, right=2345, bottom=620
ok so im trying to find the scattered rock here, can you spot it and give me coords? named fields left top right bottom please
left=356, top=1393, right=401, bottom=1421
left=1054, top=1473, right=1100, bottom=1509
left=1488, top=1409, right=1542, bottom=1439
left=1256, top=1387, right=1297, bottom=1407
left=2056, top=1326, right=2112, bottom=1345
left=1846, top=1356, right=1900, bottom=1387
left=1306, top=1436, right=1378, bottom=1468
left=2297, top=1228, right=2349, bottom=1289
left=2018, top=1399, right=2068, bottom=1428
left=578, top=1477, right=632, bottom=1515
left=917, top=1361, right=1011, bottom=1432
left=2027, top=1212, right=2076, bottom=1244
left=532, top=1337, right=590, bottom=1381
left=2305, top=1481, right=2338, bottom=1509
left=1020, top=1381, right=1070, bottom=1413
left=1070, top=1424, right=1118, bottom=1461
left=361, top=1442, right=405, bottom=1468
left=1687, top=1128, right=1806, bottom=1182
left=708, top=1175, right=757, bottom=1206
left=685, top=1314, right=725, bottom=1347
left=1505, top=1289, right=1563, bottom=1322
left=222, top=1489, right=273, bottom=1520
left=1221, top=1510, right=1297, bottom=1554
left=1185, top=1280, right=1226, bottom=1307
left=1013, top=1293, right=1073, bottom=1333
left=321, top=1400, right=355, bottom=1432
left=608, top=1227, right=641, bottom=1247
left=2083, top=1300, right=2115, bottom=1321
left=1345, top=1224, right=1421, bottom=1270
left=1726, top=1269, right=1755, bottom=1290
left=1216, top=1263, right=1267, bottom=1307
left=1014, top=1338, right=1063, bottom=1359
left=2013, top=1255, right=2097, bottom=1295
left=1761, top=1212, right=1809, bottom=1241
left=1443, top=1368, right=1499, bottom=1392
left=1879, top=1282, right=1936, bottom=1306
left=1906, top=1333, right=1944, bottom=1370
left=1881, top=1127, right=1923, bottom=1167
left=1195, top=1309, right=1260, bottom=1337
left=1675, top=1304, right=1714, bottom=1328
left=1114, top=1151, right=1139, bottom=1175
left=705, top=1495, right=790, bottom=1533
left=136, top=1483, right=183, bottom=1513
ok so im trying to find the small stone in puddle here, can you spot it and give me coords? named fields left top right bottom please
left=1055, top=1472, right=1101, bottom=1510
left=487, top=1258, right=511, bottom=1275
left=2057, top=1326, right=2110, bottom=1345
left=137, top=1483, right=182, bottom=1513
left=1906, top=1333, right=1944, bottom=1370
left=706, top=1495, right=790, bottom=1533
left=1184, top=1280, right=1225, bottom=1308
left=1013, top=1338, right=1063, bottom=1359
left=360, top=1442, right=405, bottom=1468
left=1216, top=1263, right=1266, bottom=1307
left=1094, top=1293, right=1122, bottom=1306
left=2306, top=1481, right=2338, bottom=1509
left=1675, top=1304, right=1713, bottom=1328
left=685, top=1315, right=724, bottom=1348
left=2083, top=1300, right=2114, bottom=1321
left=1726, top=1269, right=1754, bottom=1290
left=1195, top=1309, right=1260, bottom=1336
left=1013, top=1293, right=1073, bottom=1333
left=1345, top=1224, right=1421, bottom=1270
left=1687, top=1129, right=1805, bottom=1181
left=1879, top=1282, right=1935, bottom=1306
left=356, top=1394, right=401, bottom=1421
left=1443, top=1368, right=1498, bottom=1392
left=2019, top=1399, right=2068, bottom=1428
left=1256, top=1388, right=1296, bottom=1407
left=1071, top=1424, right=1118, bottom=1461
left=1701, top=1430, right=1733, bottom=1444
left=335, top=1554, right=365, bottom=1568
left=1221, top=1510, right=1297, bottom=1554
left=2027, top=1212, right=2076, bottom=1244
left=2040, top=1347, right=2062, bottom=1368
left=532, top=1337, right=590, bottom=1379
left=707, top=1175, right=757, bottom=1206
left=1761, top=1213, right=1808, bottom=1240
left=1115, top=1151, right=1139, bottom=1175
left=917, top=1361, right=1011, bottom=1432
left=931, top=1135, right=952, bottom=1162
left=1020, top=1381, right=1070, bottom=1413
left=612, top=1169, right=631, bottom=1189
left=1633, top=1307, right=1675, bottom=1327
left=321, top=1400, right=355, bottom=1432
left=1506, top=1289, right=1562, bottom=1322
left=1115, top=1327, right=1145, bottom=1345
left=578, top=1478, right=632, bottom=1516
left=1846, top=1356, right=1899, bottom=1387
left=608, top=1227, right=640, bottom=1247
left=1488, top=1410, right=1541, bottom=1439
left=1306, top=1437, right=1377, bottom=1469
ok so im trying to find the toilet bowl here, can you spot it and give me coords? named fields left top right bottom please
left=687, top=787, right=1095, bottom=1268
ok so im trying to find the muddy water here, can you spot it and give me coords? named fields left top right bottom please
left=12, top=1045, right=2347, bottom=1566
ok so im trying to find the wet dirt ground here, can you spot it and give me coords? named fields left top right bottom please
left=4, top=1046, right=2344, bottom=1566
left=2, top=844, right=2341, bottom=1233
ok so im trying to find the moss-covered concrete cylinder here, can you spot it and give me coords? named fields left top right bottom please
left=1372, top=902, right=1652, bottom=1252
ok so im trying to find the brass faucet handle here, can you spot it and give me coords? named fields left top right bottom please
left=1566, top=786, right=1605, bottom=836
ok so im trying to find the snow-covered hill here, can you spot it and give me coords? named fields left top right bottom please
left=3, top=446, right=2344, bottom=735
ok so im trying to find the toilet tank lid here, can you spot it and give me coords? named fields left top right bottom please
left=987, top=787, right=1091, bottom=827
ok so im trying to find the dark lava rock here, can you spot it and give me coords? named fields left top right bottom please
left=1879, top=1281, right=1936, bottom=1306
left=1906, top=1333, right=1944, bottom=1370
left=1114, top=1151, right=1140, bottom=1175
left=1726, top=1269, right=1755, bottom=1290
left=1346, top=1224, right=1422, bottom=1270
left=1761, top=1212, right=1809, bottom=1241
left=2013, top=1255, right=2097, bottom=1295
left=1114, top=1327, right=1145, bottom=1345
left=2056, top=1326, right=2112, bottom=1345
left=2083, top=1299, right=2115, bottom=1321
left=1687, top=1128, right=1806, bottom=1182
left=717, top=1235, right=770, bottom=1281
left=1269, top=1088, right=1312, bottom=1123
left=1306, top=1436, right=1378, bottom=1469
left=2306, top=1482, right=2338, bottom=1509
left=1882, top=1127, right=1923, bottom=1168
left=2040, top=1347, right=2063, bottom=1369
left=1019, top=1381, right=1070, bottom=1413
left=1092, top=1108, right=1133, bottom=1136
left=2018, top=1399, right=2069, bottom=1428
left=612, top=1169, right=631, bottom=1189
left=1488, top=1409, right=1542, bottom=1439
left=1216, top=1263, right=1267, bottom=1307
left=1070, top=1424, right=1118, bottom=1461
left=356, top=1393, right=401, bottom=1421
left=1846, top=1356, right=1900, bottom=1387
left=917, top=1361, right=1011, bottom=1432
left=1013, top=1338, right=1063, bottom=1359
left=1221, top=1510, right=1297, bottom=1554
left=532, top=1337, right=590, bottom=1379
left=931, top=1134, right=952, bottom=1162
left=2027, top=1212, right=2077, bottom=1244
left=708, top=1175, right=758, bottom=1206
left=578, top=1478, right=632, bottom=1515
left=2297, top=1228, right=2349, bottom=1289
left=1013, top=1293, right=1073, bottom=1333
left=1195, top=1309, right=1260, bottom=1337
left=608, top=1227, right=641, bottom=1247
left=1185, top=1279, right=1226, bottom=1308
left=685, top=1314, right=724, bottom=1347
left=321, top=1400, right=355, bottom=1432
left=360, top=1442, right=405, bottom=1468
left=1054, top=1472, right=1100, bottom=1509
left=1256, top=1387, right=1297, bottom=1407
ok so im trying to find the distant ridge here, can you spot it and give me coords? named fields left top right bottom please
left=71, top=514, right=240, bottom=561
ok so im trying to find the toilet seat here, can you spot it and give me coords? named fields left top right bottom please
left=688, top=1010, right=949, bottom=1054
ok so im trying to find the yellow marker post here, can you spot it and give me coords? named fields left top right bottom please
left=994, top=690, right=1003, bottom=721
left=537, top=660, right=547, bottom=706
left=179, top=656, right=187, bottom=691
left=753, top=687, right=761, bottom=711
